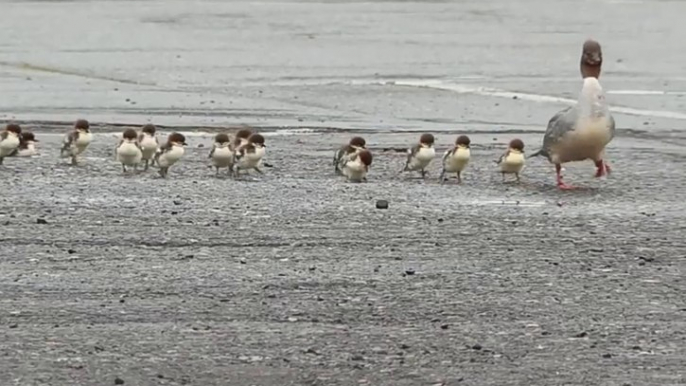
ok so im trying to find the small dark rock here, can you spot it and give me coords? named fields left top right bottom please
left=440, top=324, right=449, bottom=330
left=405, top=268, right=415, bottom=275
left=9, top=324, right=18, bottom=329
left=239, top=259, right=246, bottom=264
left=157, top=374, right=165, bottom=379
left=114, top=377, right=125, bottom=385
left=36, top=218, right=48, bottom=224
left=173, top=200, right=182, bottom=205
left=67, top=249, right=76, bottom=254
left=119, top=299, right=125, bottom=303
left=197, top=144, right=204, bottom=148
left=170, top=211, right=178, bottom=215
left=351, top=354, right=364, bottom=361
left=602, top=353, right=612, bottom=358
left=376, top=200, right=389, bottom=209
left=400, top=343, right=410, bottom=350
left=471, top=344, right=482, bottom=350
left=574, top=331, right=588, bottom=338
left=305, top=348, right=319, bottom=355
left=631, top=346, right=642, bottom=351
left=437, top=218, right=444, bottom=222
left=638, top=256, right=655, bottom=262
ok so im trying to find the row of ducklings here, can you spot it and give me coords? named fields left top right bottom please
left=1, top=121, right=524, bottom=182
left=114, top=127, right=266, bottom=178
left=0, top=120, right=267, bottom=178
left=332, top=134, right=525, bottom=183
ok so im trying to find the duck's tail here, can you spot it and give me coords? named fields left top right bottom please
left=527, top=148, right=547, bottom=160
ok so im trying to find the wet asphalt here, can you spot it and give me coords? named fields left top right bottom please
left=2, top=0, right=686, bottom=385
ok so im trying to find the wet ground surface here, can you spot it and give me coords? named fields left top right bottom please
left=2, top=0, right=686, bottom=385
left=1, top=128, right=685, bottom=386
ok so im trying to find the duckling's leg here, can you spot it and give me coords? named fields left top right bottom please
left=438, top=168, right=446, bottom=183
left=158, top=167, right=168, bottom=178
left=253, top=167, right=264, bottom=175
left=122, top=164, right=127, bottom=173
left=457, top=171, right=462, bottom=184
left=144, top=159, right=149, bottom=171
left=420, top=169, right=427, bottom=179
left=501, top=172, right=506, bottom=182
left=71, top=155, right=78, bottom=166
left=515, top=172, right=520, bottom=183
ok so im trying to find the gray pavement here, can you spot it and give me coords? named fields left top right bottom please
left=1, top=1, right=686, bottom=385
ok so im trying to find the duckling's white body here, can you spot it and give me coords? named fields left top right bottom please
left=341, top=156, right=368, bottom=182
left=235, top=147, right=265, bottom=171
left=14, top=142, right=37, bottom=157
left=157, top=145, right=185, bottom=168
left=116, top=141, right=143, bottom=167
left=443, top=147, right=470, bottom=173
left=407, top=146, right=435, bottom=171
left=139, top=133, right=158, bottom=161
left=211, top=145, right=234, bottom=168
left=61, top=130, right=92, bottom=158
left=500, top=151, right=525, bottom=174
left=0, top=133, right=20, bottom=157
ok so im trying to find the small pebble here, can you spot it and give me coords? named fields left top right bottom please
left=602, top=353, right=612, bottom=358
left=67, top=249, right=76, bottom=254
left=471, top=344, right=482, bottom=350
left=375, top=200, right=389, bottom=209
left=405, top=268, right=415, bottom=275
left=36, top=218, right=48, bottom=224
left=440, top=324, right=449, bottom=330
left=114, top=377, right=125, bottom=385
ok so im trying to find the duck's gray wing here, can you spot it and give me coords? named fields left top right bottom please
left=529, top=106, right=577, bottom=160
